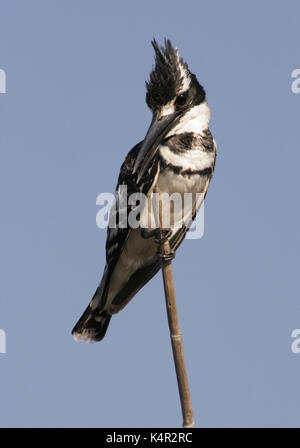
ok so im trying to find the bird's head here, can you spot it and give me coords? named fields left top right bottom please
left=133, top=39, right=210, bottom=181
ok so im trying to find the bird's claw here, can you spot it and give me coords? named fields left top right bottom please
left=154, top=228, right=172, bottom=244
left=157, top=249, right=175, bottom=262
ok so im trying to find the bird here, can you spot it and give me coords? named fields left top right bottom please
left=72, top=39, right=216, bottom=343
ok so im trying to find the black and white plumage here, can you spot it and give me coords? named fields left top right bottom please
left=72, top=39, right=216, bottom=342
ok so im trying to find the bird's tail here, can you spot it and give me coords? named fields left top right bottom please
left=72, top=269, right=111, bottom=342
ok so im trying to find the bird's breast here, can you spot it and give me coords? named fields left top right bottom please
left=157, top=143, right=215, bottom=195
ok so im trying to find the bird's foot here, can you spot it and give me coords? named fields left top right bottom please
left=157, top=249, right=175, bottom=263
left=154, top=228, right=172, bottom=244
left=155, top=228, right=174, bottom=262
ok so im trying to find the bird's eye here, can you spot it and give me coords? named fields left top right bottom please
left=175, top=93, right=188, bottom=107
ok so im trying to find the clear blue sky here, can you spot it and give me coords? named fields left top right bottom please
left=1, top=0, right=300, bottom=428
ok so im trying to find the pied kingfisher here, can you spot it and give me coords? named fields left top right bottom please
left=72, top=39, right=216, bottom=342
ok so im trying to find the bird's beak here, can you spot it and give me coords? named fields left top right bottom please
left=133, top=110, right=182, bottom=182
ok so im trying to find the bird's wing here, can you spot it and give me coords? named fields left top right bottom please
left=105, top=141, right=159, bottom=269
left=92, top=141, right=161, bottom=311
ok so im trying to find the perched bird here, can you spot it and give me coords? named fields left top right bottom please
left=72, top=39, right=216, bottom=342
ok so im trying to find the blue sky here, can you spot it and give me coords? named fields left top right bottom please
left=0, top=0, right=300, bottom=427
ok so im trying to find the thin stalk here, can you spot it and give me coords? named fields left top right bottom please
left=154, top=185, right=195, bottom=428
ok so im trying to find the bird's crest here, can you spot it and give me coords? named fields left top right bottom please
left=146, top=39, right=190, bottom=110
